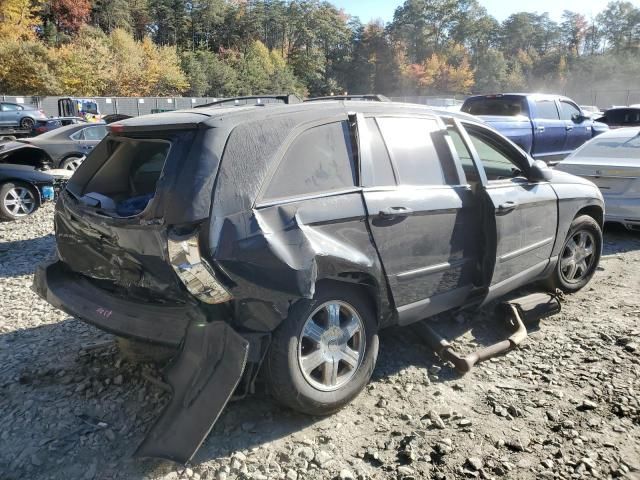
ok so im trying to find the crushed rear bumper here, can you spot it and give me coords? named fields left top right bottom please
left=33, top=259, right=251, bottom=464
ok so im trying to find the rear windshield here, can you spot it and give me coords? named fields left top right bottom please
left=575, top=135, right=640, bottom=159
left=462, top=97, right=527, bottom=116
left=78, top=137, right=171, bottom=217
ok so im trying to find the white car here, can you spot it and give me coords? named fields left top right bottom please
left=555, top=128, right=640, bottom=231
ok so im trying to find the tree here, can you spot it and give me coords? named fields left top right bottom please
left=50, top=0, right=91, bottom=35
left=473, top=48, right=507, bottom=92
left=560, top=11, right=588, bottom=56
left=0, top=40, right=59, bottom=94
left=0, top=0, right=42, bottom=40
left=597, top=1, right=640, bottom=52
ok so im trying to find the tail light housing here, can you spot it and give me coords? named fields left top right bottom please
left=167, top=228, right=232, bottom=304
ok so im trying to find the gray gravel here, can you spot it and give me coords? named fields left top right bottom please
left=1, top=204, right=639, bottom=479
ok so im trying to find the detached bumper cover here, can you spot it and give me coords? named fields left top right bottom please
left=34, top=260, right=252, bottom=464
left=33, top=260, right=201, bottom=346
left=135, top=321, right=249, bottom=463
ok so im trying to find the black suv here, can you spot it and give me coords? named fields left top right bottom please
left=34, top=101, right=604, bottom=463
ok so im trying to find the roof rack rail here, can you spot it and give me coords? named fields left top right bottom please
left=195, top=94, right=302, bottom=109
left=304, top=94, right=391, bottom=102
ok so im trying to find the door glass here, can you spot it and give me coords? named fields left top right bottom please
left=447, top=129, right=479, bottom=183
left=466, top=131, right=524, bottom=181
left=83, top=126, right=107, bottom=140
left=535, top=101, right=560, bottom=120
left=263, top=121, right=356, bottom=201
left=560, top=101, right=581, bottom=121
left=365, top=118, right=396, bottom=186
left=376, top=117, right=444, bottom=186
left=1, top=103, right=19, bottom=111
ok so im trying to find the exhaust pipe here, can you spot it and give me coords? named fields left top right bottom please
left=417, top=292, right=561, bottom=373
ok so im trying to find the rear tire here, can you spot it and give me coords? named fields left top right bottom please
left=0, top=182, right=38, bottom=221
left=546, top=215, right=602, bottom=293
left=264, top=283, right=379, bottom=416
left=60, top=156, right=84, bottom=171
left=20, top=117, right=35, bottom=130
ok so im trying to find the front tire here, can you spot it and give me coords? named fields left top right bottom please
left=546, top=215, right=602, bottom=293
left=0, top=182, right=38, bottom=221
left=265, top=283, right=379, bottom=416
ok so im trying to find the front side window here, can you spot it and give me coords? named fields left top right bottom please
left=1, top=103, right=20, bottom=112
left=447, top=128, right=478, bottom=183
left=466, top=130, right=525, bottom=181
left=560, top=101, right=581, bottom=121
left=535, top=100, right=560, bottom=120
left=263, top=121, right=356, bottom=201
left=376, top=117, right=444, bottom=186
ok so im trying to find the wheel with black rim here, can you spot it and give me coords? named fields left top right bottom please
left=60, top=156, right=84, bottom=171
left=20, top=117, right=35, bottom=130
left=546, top=215, right=602, bottom=293
left=0, top=182, right=38, bottom=221
left=265, top=283, right=379, bottom=416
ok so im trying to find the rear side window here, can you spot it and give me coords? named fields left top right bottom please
left=263, top=121, right=356, bottom=200
left=376, top=117, right=444, bottom=185
left=535, top=100, right=560, bottom=120
left=462, top=97, right=526, bottom=116
left=83, top=125, right=108, bottom=140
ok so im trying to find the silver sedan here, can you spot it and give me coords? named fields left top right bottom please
left=555, top=128, right=640, bottom=231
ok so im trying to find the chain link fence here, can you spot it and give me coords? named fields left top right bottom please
left=2, top=91, right=640, bottom=117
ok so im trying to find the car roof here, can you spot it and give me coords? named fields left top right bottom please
left=33, top=122, right=103, bottom=140
left=587, top=127, right=640, bottom=139
left=111, top=101, right=485, bottom=132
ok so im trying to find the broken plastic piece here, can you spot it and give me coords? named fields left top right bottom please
left=135, top=321, right=249, bottom=463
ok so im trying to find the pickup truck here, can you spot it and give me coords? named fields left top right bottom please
left=461, top=94, right=608, bottom=161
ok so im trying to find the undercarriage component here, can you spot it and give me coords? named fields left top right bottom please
left=417, top=292, right=561, bottom=373
left=135, top=321, right=249, bottom=464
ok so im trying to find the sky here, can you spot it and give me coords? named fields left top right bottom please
left=330, top=0, right=621, bottom=24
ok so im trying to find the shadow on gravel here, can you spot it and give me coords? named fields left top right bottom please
left=603, top=223, right=640, bottom=255
left=0, top=233, right=55, bottom=278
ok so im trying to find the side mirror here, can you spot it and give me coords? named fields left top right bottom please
left=529, top=160, right=553, bottom=182
left=572, top=113, right=587, bottom=123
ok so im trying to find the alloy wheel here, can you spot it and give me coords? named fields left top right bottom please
left=63, top=157, right=84, bottom=171
left=3, top=186, right=36, bottom=217
left=559, top=230, right=596, bottom=284
left=297, top=301, right=366, bottom=392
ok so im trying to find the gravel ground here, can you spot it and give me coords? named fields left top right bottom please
left=1, top=204, right=639, bottom=480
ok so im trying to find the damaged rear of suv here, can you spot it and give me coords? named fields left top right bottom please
left=34, top=102, right=604, bottom=464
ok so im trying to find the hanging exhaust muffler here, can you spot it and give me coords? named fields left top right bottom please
left=417, top=292, right=562, bottom=374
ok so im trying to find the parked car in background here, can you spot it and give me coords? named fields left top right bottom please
left=0, top=123, right=107, bottom=171
left=0, top=102, right=48, bottom=130
left=33, top=117, right=87, bottom=135
left=34, top=101, right=604, bottom=463
left=555, top=128, right=640, bottom=231
left=580, top=105, right=603, bottom=119
left=461, top=94, right=608, bottom=162
left=595, top=107, right=640, bottom=128
left=0, top=164, right=56, bottom=220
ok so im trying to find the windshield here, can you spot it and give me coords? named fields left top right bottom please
left=462, top=96, right=528, bottom=116
left=80, top=101, right=99, bottom=114
left=575, top=135, right=640, bottom=159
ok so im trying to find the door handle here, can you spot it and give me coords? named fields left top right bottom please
left=537, top=126, right=545, bottom=133
left=379, top=206, right=412, bottom=218
left=497, top=201, right=517, bottom=213
left=565, top=125, right=574, bottom=131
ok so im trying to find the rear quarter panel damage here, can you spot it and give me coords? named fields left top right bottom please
left=209, top=193, right=394, bottom=332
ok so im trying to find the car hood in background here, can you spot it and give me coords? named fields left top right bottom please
left=0, top=163, right=55, bottom=182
